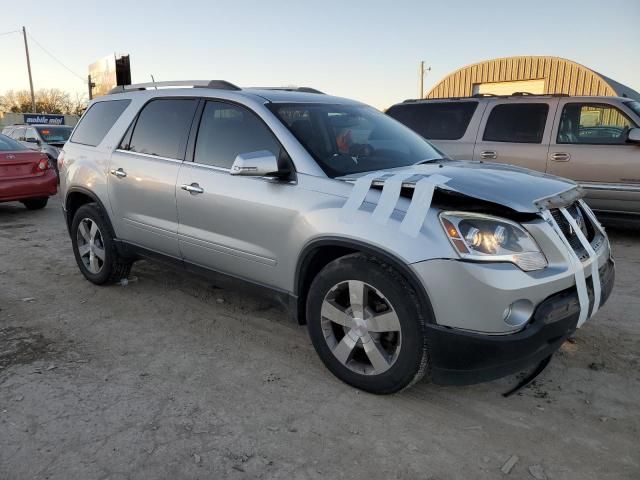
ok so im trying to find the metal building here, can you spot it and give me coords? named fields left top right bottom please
left=426, top=56, right=640, bottom=100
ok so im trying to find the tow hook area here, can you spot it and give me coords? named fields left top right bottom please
left=502, top=355, right=553, bottom=397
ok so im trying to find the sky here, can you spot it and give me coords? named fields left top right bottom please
left=1, top=0, right=639, bottom=110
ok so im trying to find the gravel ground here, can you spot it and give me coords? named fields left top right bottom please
left=1, top=195, right=638, bottom=480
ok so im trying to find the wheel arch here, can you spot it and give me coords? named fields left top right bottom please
left=294, top=237, right=435, bottom=326
left=64, top=187, right=114, bottom=236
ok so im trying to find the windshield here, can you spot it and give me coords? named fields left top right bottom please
left=36, top=126, right=72, bottom=143
left=624, top=101, right=640, bottom=118
left=0, top=134, right=27, bottom=152
left=269, top=103, right=445, bottom=177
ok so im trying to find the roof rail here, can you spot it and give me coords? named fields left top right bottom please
left=107, top=80, right=241, bottom=95
left=398, top=92, right=579, bottom=104
left=251, top=86, right=325, bottom=94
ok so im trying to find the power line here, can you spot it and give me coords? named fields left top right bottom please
left=26, top=32, right=85, bottom=82
left=0, top=30, right=20, bottom=37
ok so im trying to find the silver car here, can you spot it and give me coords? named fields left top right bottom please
left=58, top=81, right=614, bottom=394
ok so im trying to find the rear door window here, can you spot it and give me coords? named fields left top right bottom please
left=71, top=100, right=131, bottom=146
left=386, top=101, right=478, bottom=140
left=557, top=103, right=636, bottom=145
left=483, top=103, right=549, bottom=143
left=127, top=99, right=198, bottom=160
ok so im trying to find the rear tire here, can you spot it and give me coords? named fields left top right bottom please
left=71, top=203, right=132, bottom=285
left=306, top=253, right=430, bottom=394
left=22, top=197, right=48, bottom=210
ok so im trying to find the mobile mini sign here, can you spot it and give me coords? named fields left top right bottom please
left=23, top=114, right=65, bottom=125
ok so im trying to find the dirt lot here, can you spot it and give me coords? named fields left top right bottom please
left=1, top=195, right=638, bottom=480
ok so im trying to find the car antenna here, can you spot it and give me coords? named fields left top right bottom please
left=150, top=75, right=158, bottom=90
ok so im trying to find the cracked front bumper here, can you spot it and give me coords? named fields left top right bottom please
left=423, top=258, right=614, bottom=385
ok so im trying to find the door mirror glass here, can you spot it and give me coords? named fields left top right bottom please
left=26, top=137, right=39, bottom=144
left=627, top=127, right=640, bottom=144
left=230, top=150, right=280, bottom=177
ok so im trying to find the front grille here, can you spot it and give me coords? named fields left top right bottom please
left=532, top=259, right=614, bottom=326
left=549, top=203, right=602, bottom=261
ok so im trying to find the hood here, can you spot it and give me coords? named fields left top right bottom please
left=338, top=160, right=582, bottom=213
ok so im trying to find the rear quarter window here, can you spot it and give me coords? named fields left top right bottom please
left=70, top=99, right=131, bottom=147
left=386, top=101, right=478, bottom=140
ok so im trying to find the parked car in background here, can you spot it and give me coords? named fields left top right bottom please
left=2, top=124, right=73, bottom=177
left=386, top=95, right=640, bottom=219
left=58, top=80, right=613, bottom=394
left=0, top=134, right=57, bottom=209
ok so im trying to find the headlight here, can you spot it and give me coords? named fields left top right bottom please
left=439, top=211, right=547, bottom=271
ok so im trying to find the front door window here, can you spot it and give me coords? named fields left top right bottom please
left=557, top=103, right=636, bottom=145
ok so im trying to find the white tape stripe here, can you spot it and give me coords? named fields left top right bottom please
left=561, top=208, right=601, bottom=316
left=578, top=199, right=611, bottom=255
left=543, top=209, right=589, bottom=327
left=339, top=172, right=383, bottom=223
left=557, top=208, right=590, bottom=327
left=578, top=200, right=604, bottom=234
left=371, top=174, right=414, bottom=224
left=399, top=175, right=452, bottom=237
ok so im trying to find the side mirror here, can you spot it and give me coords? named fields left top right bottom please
left=26, top=137, right=39, bottom=144
left=627, top=128, right=640, bottom=144
left=230, top=150, right=281, bottom=177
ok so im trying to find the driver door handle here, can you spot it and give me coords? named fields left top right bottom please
left=110, top=168, right=127, bottom=178
left=480, top=150, right=497, bottom=160
left=181, top=183, right=204, bottom=194
left=550, top=152, right=571, bottom=162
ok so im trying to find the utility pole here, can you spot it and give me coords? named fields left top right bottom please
left=22, top=26, right=36, bottom=112
left=418, top=61, right=431, bottom=99
left=88, top=74, right=95, bottom=100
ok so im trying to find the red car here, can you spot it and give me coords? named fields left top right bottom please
left=0, top=133, right=57, bottom=209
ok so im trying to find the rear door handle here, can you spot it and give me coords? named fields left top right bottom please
left=181, top=183, right=204, bottom=194
left=550, top=152, right=571, bottom=162
left=480, top=151, right=497, bottom=160
left=110, top=168, right=127, bottom=178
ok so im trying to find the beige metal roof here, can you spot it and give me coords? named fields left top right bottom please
left=426, top=56, right=640, bottom=100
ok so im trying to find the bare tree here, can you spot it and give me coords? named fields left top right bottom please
left=0, top=89, right=88, bottom=115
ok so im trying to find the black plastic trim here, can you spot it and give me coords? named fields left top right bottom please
left=295, top=237, right=435, bottom=325
left=64, top=187, right=114, bottom=235
left=114, top=240, right=291, bottom=311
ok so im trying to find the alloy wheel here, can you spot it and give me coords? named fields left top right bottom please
left=76, top=218, right=106, bottom=274
left=321, top=280, right=402, bottom=375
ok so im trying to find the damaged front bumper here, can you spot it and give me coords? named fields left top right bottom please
left=411, top=201, right=614, bottom=385
left=423, top=259, right=614, bottom=385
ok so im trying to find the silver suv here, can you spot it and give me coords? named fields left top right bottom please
left=59, top=80, right=615, bottom=394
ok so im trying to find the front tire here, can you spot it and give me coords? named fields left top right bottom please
left=22, top=197, right=48, bottom=210
left=71, top=203, right=132, bottom=285
left=306, top=253, right=430, bottom=394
